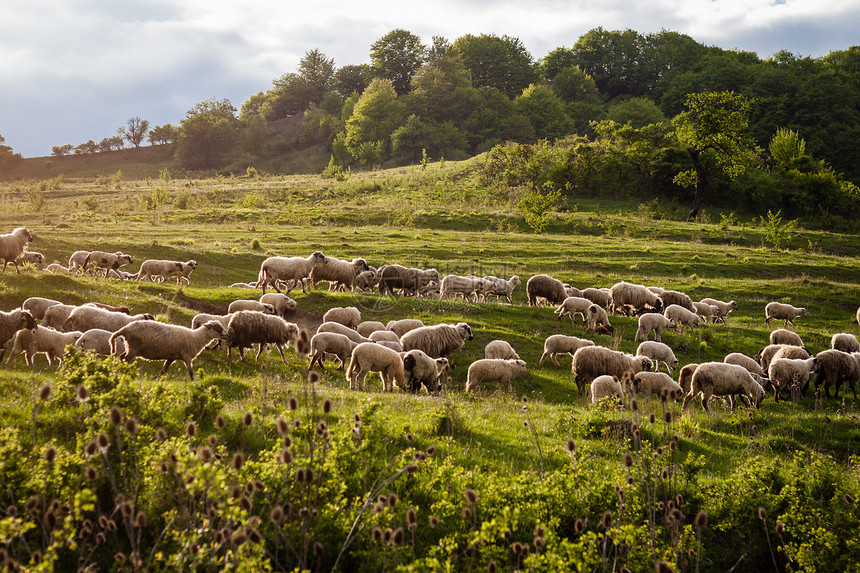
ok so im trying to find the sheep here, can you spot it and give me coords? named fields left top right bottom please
left=110, top=320, right=227, bottom=380
left=627, top=371, right=683, bottom=399
left=417, top=280, right=441, bottom=298
left=369, top=330, right=401, bottom=344
left=770, top=328, right=805, bottom=348
left=191, top=313, right=232, bottom=330
left=386, top=319, right=425, bottom=338
left=585, top=304, right=613, bottom=334
left=581, top=287, right=611, bottom=309
left=400, top=322, right=474, bottom=359
left=663, top=304, right=701, bottom=334
left=571, top=346, right=652, bottom=393
left=608, top=281, right=663, bottom=316
left=227, top=300, right=277, bottom=316
left=699, top=298, right=738, bottom=323
left=352, top=268, right=380, bottom=292
left=376, top=340, right=403, bottom=353
left=42, top=304, right=77, bottom=331
left=440, top=274, right=485, bottom=302
left=757, top=344, right=811, bottom=372
left=67, top=251, right=90, bottom=274
left=346, top=342, right=406, bottom=391
left=0, top=227, right=35, bottom=273
left=307, top=332, right=359, bottom=371
left=83, top=302, right=131, bottom=314
left=309, top=256, right=370, bottom=291
left=259, top=293, right=298, bottom=319
left=831, top=333, right=860, bottom=354
left=16, top=250, right=43, bottom=268
left=683, top=362, right=766, bottom=412
left=538, top=334, right=594, bottom=367
left=22, top=297, right=62, bottom=321
left=75, top=328, right=126, bottom=356
left=634, top=313, right=676, bottom=342
left=478, top=275, right=521, bottom=304
left=857, top=306, right=860, bottom=326
left=768, top=356, right=816, bottom=401
left=659, top=290, right=696, bottom=312
left=63, top=306, right=154, bottom=333
left=402, top=349, right=449, bottom=393
left=0, top=309, right=37, bottom=362
left=7, top=326, right=83, bottom=367
left=724, top=353, right=765, bottom=377
left=526, top=274, right=569, bottom=307
left=83, top=251, right=133, bottom=277
left=692, top=302, right=720, bottom=323
left=107, top=269, right=136, bottom=280
left=811, top=349, right=860, bottom=399
left=136, top=259, right=198, bottom=285
left=765, top=302, right=807, bottom=327
left=45, top=263, right=70, bottom=274
left=322, top=306, right=361, bottom=330
left=229, top=282, right=259, bottom=289
left=357, top=321, right=387, bottom=337
left=258, top=251, right=328, bottom=295
left=465, top=359, right=527, bottom=393
left=678, top=363, right=700, bottom=394
left=378, top=264, right=439, bottom=296
left=635, top=341, right=679, bottom=375
left=484, top=339, right=520, bottom=360
left=554, top=296, right=593, bottom=324
left=316, top=322, right=370, bottom=345
left=227, top=311, right=300, bottom=363
left=590, top=375, right=624, bottom=406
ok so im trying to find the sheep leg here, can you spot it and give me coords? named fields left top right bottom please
left=274, top=343, right=288, bottom=364
left=157, top=359, right=175, bottom=377
left=184, top=360, right=196, bottom=380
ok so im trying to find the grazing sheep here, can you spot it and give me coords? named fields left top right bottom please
left=663, top=304, right=701, bottom=334
left=83, top=302, right=131, bottom=314
left=417, top=280, right=441, bottom=298
left=307, top=332, right=359, bottom=371
left=386, top=319, right=425, bottom=338
left=310, top=256, right=370, bottom=291
left=608, top=281, right=663, bottom=316
left=227, top=300, right=276, bottom=315
left=64, top=306, right=154, bottom=333
left=369, top=330, right=400, bottom=343
left=22, top=297, right=62, bottom=321
left=227, top=311, right=300, bottom=363
left=107, top=269, right=136, bottom=280
left=571, top=346, right=652, bottom=393
left=16, top=250, right=43, bottom=268
left=83, top=251, right=133, bottom=277
left=758, top=344, right=811, bottom=372
left=769, top=356, right=816, bottom=401
left=375, top=340, right=403, bottom=352
left=402, top=349, right=449, bottom=393
left=585, top=304, right=613, bottom=334
left=538, top=334, right=594, bottom=367
left=724, top=353, right=764, bottom=377
left=812, top=349, right=860, bottom=399
left=322, top=306, right=361, bottom=330
left=635, top=341, right=679, bottom=375
left=229, top=282, right=259, bottom=289
left=765, top=302, right=807, bottom=327
left=440, top=274, right=484, bottom=302
left=478, top=275, right=521, bottom=304
left=378, top=264, right=439, bottom=296
left=831, top=333, right=860, bottom=354
left=678, top=363, right=700, bottom=394
left=316, top=322, right=369, bottom=345
left=110, top=320, right=227, bottom=380
left=400, top=322, right=474, bottom=359
left=67, top=251, right=90, bottom=274
left=683, top=362, right=766, bottom=412
left=627, top=371, right=683, bottom=399
left=554, top=296, right=593, bottom=324
left=581, top=287, right=611, bottom=309
left=75, top=328, right=126, bottom=356
left=0, top=309, right=38, bottom=362
left=590, top=375, right=624, bottom=406
left=0, top=227, right=35, bottom=273
left=45, top=263, right=70, bottom=274
left=258, top=251, right=328, bottom=295
left=484, top=339, right=520, bottom=360
left=191, top=313, right=232, bottom=330
left=42, top=304, right=77, bottom=331
left=692, top=302, right=720, bottom=323
left=857, top=306, right=860, bottom=326
left=352, top=268, right=380, bottom=292
left=526, top=274, right=569, bottom=307
left=357, top=321, right=387, bottom=337
left=634, top=313, right=676, bottom=342
left=346, top=342, right=406, bottom=391
left=699, top=298, right=738, bottom=323
left=137, top=259, right=198, bottom=285
left=770, top=328, right=805, bottom=347
left=7, top=326, right=83, bottom=367
left=465, top=359, right=527, bottom=393
left=258, top=293, right=298, bottom=319
left=659, top=290, right=695, bottom=312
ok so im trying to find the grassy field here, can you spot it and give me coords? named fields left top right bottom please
left=0, top=158, right=859, bottom=571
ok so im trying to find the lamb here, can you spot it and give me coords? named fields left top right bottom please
left=683, top=362, right=766, bottom=412
left=465, top=359, right=527, bottom=393
left=16, top=250, right=43, bottom=268
left=316, top=322, right=370, bottom=345
left=634, top=313, right=676, bottom=342
left=526, top=274, right=569, bottom=306
left=352, top=268, right=380, bottom=292
left=769, top=328, right=805, bottom=347
left=571, top=346, right=652, bottom=393
left=663, top=304, right=701, bottom=334
left=7, top=326, right=83, bottom=367
left=369, top=330, right=401, bottom=344
left=227, top=300, right=277, bottom=315
left=590, top=375, right=624, bottom=406
left=768, top=356, right=816, bottom=401
left=322, top=306, right=361, bottom=330
left=812, top=349, right=860, bottom=399
left=110, top=320, right=227, bottom=380
left=627, top=371, right=683, bottom=400
left=357, top=321, right=387, bottom=337
left=659, top=290, right=696, bottom=312
left=227, top=311, right=300, bottom=363
left=258, top=251, right=328, bottom=294
left=42, top=304, right=77, bottom=331
left=107, top=269, right=136, bottom=280
left=307, top=332, right=359, bottom=371
left=0, top=309, right=37, bottom=362
left=585, top=304, right=614, bottom=334
left=678, top=363, right=700, bottom=394
left=608, top=281, right=663, bottom=316
left=699, top=298, right=738, bottom=323
left=386, top=319, right=425, bottom=338
left=417, top=280, right=441, bottom=298
left=378, top=264, right=439, bottom=296
left=75, top=328, right=126, bottom=356
left=538, top=334, right=594, bottom=367
left=22, top=297, right=62, bottom=321
left=402, top=349, right=450, bottom=393
left=63, top=306, right=154, bottom=333
left=484, top=339, right=520, bottom=360
left=635, top=341, right=679, bottom=375
left=136, top=259, right=198, bottom=285
left=478, top=275, right=521, bottom=304
left=765, top=302, right=807, bottom=327
left=375, top=340, right=403, bottom=352
left=346, top=342, right=406, bottom=391
left=440, top=274, right=485, bottom=302
left=259, top=293, right=298, bottom=319
left=581, top=287, right=611, bottom=309
left=857, top=306, right=860, bottom=326
left=692, top=302, right=720, bottom=323
left=554, top=296, right=593, bottom=324
left=724, top=353, right=765, bottom=377
left=831, top=333, right=860, bottom=354
left=67, top=251, right=90, bottom=274
left=400, top=322, right=474, bottom=359
left=0, top=227, right=35, bottom=273
left=45, top=263, right=70, bottom=274
left=83, top=251, right=133, bottom=277
left=309, top=256, right=370, bottom=291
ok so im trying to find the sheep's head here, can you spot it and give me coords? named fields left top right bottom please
left=13, top=228, right=34, bottom=242
left=262, top=303, right=276, bottom=315
left=202, top=320, right=229, bottom=340
left=311, top=251, right=328, bottom=264
left=187, top=260, right=198, bottom=269
left=799, top=308, right=808, bottom=318
left=509, top=275, right=521, bottom=286
left=18, top=310, right=37, bottom=331
left=457, top=323, right=474, bottom=340
left=353, top=258, right=369, bottom=271
left=639, top=356, right=653, bottom=372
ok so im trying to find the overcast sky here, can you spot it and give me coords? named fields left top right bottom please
left=2, top=0, right=858, bottom=158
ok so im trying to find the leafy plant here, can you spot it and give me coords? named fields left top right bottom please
left=518, top=185, right=561, bottom=233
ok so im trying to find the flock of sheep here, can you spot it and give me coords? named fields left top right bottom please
left=1, top=226, right=859, bottom=410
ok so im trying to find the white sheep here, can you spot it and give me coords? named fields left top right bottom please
left=634, top=313, right=676, bottom=342
left=16, top=250, right=43, bottom=268
left=590, top=375, right=624, bottom=406
left=417, top=280, right=441, bottom=298
left=67, top=251, right=90, bottom=274
left=856, top=306, right=860, bottom=326
left=322, top=306, right=361, bottom=330
left=812, top=349, right=860, bottom=399
left=584, top=304, right=614, bottom=334
left=581, top=287, right=611, bottom=309
left=484, top=339, right=520, bottom=360
left=692, top=302, right=720, bottom=323
left=258, top=293, right=298, bottom=319
left=229, top=282, right=259, bottom=289
left=357, top=321, right=387, bottom=337
left=75, top=328, right=126, bottom=356
left=191, top=313, right=232, bottom=331
left=45, top=263, right=70, bottom=274
left=658, top=290, right=695, bottom=312
left=0, top=309, right=37, bottom=362
left=758, top=344, right=811, bottom=372
left=316, top=322, right=370, bottom=345
left=400, top=322, right=474, bottom=359
left=352, top=268, right=380, bottom=292
left=538, top=334, right=594, bottom=367
left=136, top=259, right=198, bottom=285
left=608, top=281, right=663, bottom=316
left=478, top=275, right=521, bottom=304
left=765, top=302, right=807, bottom=327
left=571, top=346, right=653, bottom=392
left=768, top=356, right=816, bottom=401
left=402, top=349, right=450, bottom=393
left=346, top=342, right=406, bottom=391
left=699, top=298, right=738, bottom=323
left=465, top=358, right=527, bottom=393
left=440, top=274, right=484, bottom=302
left=226, top=311, right=300, bottom=363
left=369, top=330, right=400, bottom=344
left=683, top=362, right=766, bottom=411
left=110, top=320, right=228, bottom=380
left=375, top=340, right=403, bottom=352
left=227, top=300, right=277, bottom=315
left=22, top=297, right=62, bottom=321
left=627, top=371, right=683, bottom=400
left=83, top=251, right=133, bottom=277
left=7, top=326, right=83, bottom=367
left=41, top=304, right=77, bottom=331
left=0, top=227, right=35, bottom=273
left=258, top=251, right=328, bottom=294
left=723, top=353, right=765, bottom=377
left=63, top=306, right=154, bottom=333
left=386, top=319, right=425, bottom=338
left=770, top=328, right=805, bottom=347
left=663, top=304, right=701, bottom=334
left=636, top=341, right=679, bottom=375
left=831, top=333, right=860, bottom=354
left=309, top=256, right=370, bottom=291
left=554, top=296, right=593, bottom=324
left=107, top=269, right=136, bottom=280
left=307, top=332, right=359, bottom=371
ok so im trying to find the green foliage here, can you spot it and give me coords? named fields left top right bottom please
left=371, top=29, right=426, bottom=96
left=518, top=185, right=561, bottom=232
left=761, top=209, right=798, bottom=250
left=515, top=84, right=575, bottom=140
left=175, top=97, right=241, bottom=170
left=344, top=78, right=406, bottom=160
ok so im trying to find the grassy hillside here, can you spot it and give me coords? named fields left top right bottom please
left=0, top=160, right=858, bottom=571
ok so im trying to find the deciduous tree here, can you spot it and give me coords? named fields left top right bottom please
left=175, top=98, right=240, bottom=170
left=371, top=29, right=426, bottom=96
left=118, top=117, right=150, bottom=148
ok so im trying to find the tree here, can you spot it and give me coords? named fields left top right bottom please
left=606, top=97, right=667, bottom=128
left=370, top=29, right=426, bottom=96
left=344, top=78, right=406, bottom=161
left=453, top=34, right=538, bottom=98
left=298, top=49, right=335, bottom=94
left=540, top=47, right=577, bottom=79
left=148, top=124, right=180, bottom=145
left=0, top=135, right=21, bottom=165
left=427, top=36, right=453, bottom=61
left=51, top=144, right=73, bottom=157
left=672, top=91, right=760, bottom=220
left=262, top=73, right=320, bottom=120
left=551, top=65, right=601, bottom=104
left=175, top=98, right=240, bottom=170
left=515, top=84, right=574, bottom=140
left=572, top=28, right=651, bottom=99
left=406, top=56, right=472, bottom=123
left=118, top=117, right=150, bottom=148
left=334, top=64, right=374, bottom=97
left=769, top=127, right=808, bottom=169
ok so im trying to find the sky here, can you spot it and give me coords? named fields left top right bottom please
left=2, top=0, right=858, bottom=158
